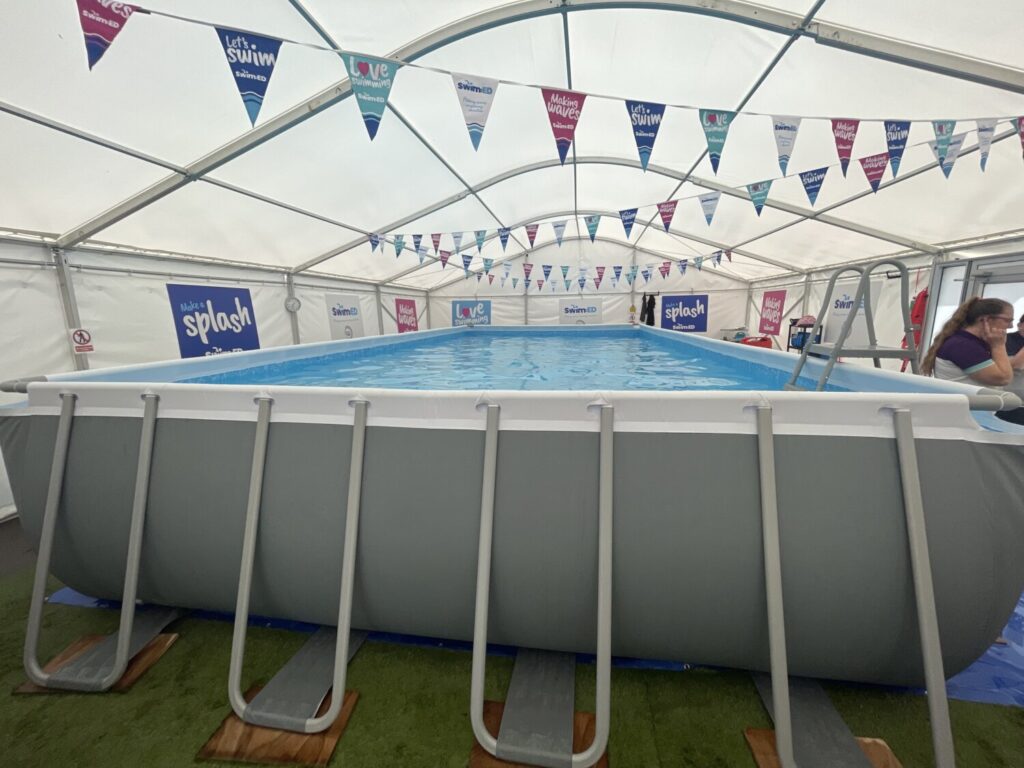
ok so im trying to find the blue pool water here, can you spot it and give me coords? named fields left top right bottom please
left=185, top=329, right=809, bottom=391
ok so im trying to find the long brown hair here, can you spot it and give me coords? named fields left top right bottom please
left=921, top=296, right=1013, bottom=375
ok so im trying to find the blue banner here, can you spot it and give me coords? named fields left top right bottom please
left=619, top=208, right=637, bottom=238
left=217, top=28, right=282, bottom=127
left=661, top=294, right=709, bottom=333
left=343, top=54, right=400, bottom=140
left=626, top=100, right=665, bottom=171
left=166, top=284, right=260, bottom=358
left=884, top=120, right=910, bottom=177
left=453, top=300, right=492, bottom=326
left=799, top=166, right=828, bottom=206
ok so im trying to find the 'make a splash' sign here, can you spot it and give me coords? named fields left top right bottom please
left=661, top=294, right=710, bottom=333
left=166, top=284, right=260, bottom=358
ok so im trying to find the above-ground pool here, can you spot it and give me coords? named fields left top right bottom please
left=2, top=325, right=1023, bottom=689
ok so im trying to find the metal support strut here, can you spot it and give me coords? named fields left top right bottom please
left=25, top=392, right=172, bottom=691
left=228, top=397, right=370, bottom=733
left=470, top=403, right=613, bottom=768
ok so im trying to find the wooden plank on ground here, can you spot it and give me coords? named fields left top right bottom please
left=470, top=699, right=609, bottom=768
left=197, top=684, right=358, bottom=767
left=744, top=728, right=902, bottom=768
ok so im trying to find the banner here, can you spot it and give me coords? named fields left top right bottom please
left=369, top=233, right=380, bottom=252
left=552, top=220, right=567, bottom=245
left=412, top=234, right=422, bottom=253
left=698, top=191, right=720, bottom=225
left=342, top=54, right=400, bottom=140
left=461, top=252, right=473, bottom=275
left=542, top=264, right=553, bottom=281
left=483, top=258, right=494, bottom=274
left=475, top=229, right=487, bottom=252
left=439, top=250, right=451, bottom=268
left=613, top=265, right=622, bottom=283
left=799, top=166, right=828, bottom=206
left=452, top=231, right=463, bottom=253
left=561, top=265, right=570, bottom=280
left=452, top=72, right=498, bottom=150
left=619, top=208, right=638, bottom=238
left=452, top=299, right=491, bottom=327
left=677, top=259, right=687, bottom=275
left=77, top=0, right=137, bottom=69
left=584, top=214, right=600, bottom=242
left=758, top=290, right=786, bottom=335
left=831, top=118, right=860, bottom=176
left=498, top=227, right=511, bottom=251
left=512, top=277, right=519, bottom=289
left=559, top=298, right=604, bottom=324
left=640, top=267, right=651, bottom=284
left=929, top=132, right=966, bottom=178
left=884, top=120, right=911, bottom=177
left=564, top=279, right=572, bottom=291
left=393, top=234, right=405, bottom=257
left=772, top=116, right=801, bottom=175
left=694, top=256, right=703, bottom=271
left=859, top=152, right=889, bottom=192
left=431, top=232, right=442, bottom=253
left=416, top=245, right=426, bottom=264
left=659, top=262, right=671, bottom=279
left=537, top=279, right=545, bottom=290
left=824, top=283, right=877, bottom=347
left=626, top=100, right=665, bottom=171
left=217, top=28, right=282, bottom=126
left=977, top=119, right=997, bottom=171
left=932, top=120, right=956, bottom=164
left=541, top=88, right=586, bottom=165
left=525, top=224, right=539, bottom=248
left=166, top=284, right=260, bottom=358
left=661, top=294, right=709, bottom=333
left=657, top=200, right=678, bottom=232
left=746, top=180, right=773, bottom=216
left=523, top=263, right=534, bottom=280
left=488, top=274, right=495, bottom=285
left=699, top=109, right=735, bottom=173
left=325, top=292, right=365, bottom=339
left=595, top=266, right=605, bottom=289
left=395, top=298, right=418, bottom=333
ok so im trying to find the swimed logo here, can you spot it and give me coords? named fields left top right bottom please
left=661, top=294, right=709, bottom=333
left=452, top=300, right=492, bottom=327
left=167, top=284, right=260, bottom=358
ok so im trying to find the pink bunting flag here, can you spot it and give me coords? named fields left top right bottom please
left=541, top=88, right=587, bottom=165
left=431, top=233, right=442, bottom=254
left=725, top=250, right=732, bottom=262
left=831, top=119, right=860, bottom=177
left=657, top=200, right=678, bottom=232
left=659, top=262, right=671, bottom=279
left=76, top=0, right=139, bottom=69
left=595, top=266, right=605, bottom=290
left=1017, top=118, right=1024, bottom=157
left=488, top=274, right=495, bottom=285
left=439, top=250, right=451, bottom=269
left=858, top=152, right=889, bottom=193
left=537, top=279, right=545, bottom=290
left=523, top=262, right=534, bottom=280
left=525, top=224, right=539, bottom=248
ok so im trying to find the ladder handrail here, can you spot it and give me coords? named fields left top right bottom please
left=470, top=403, right=613, bottom=768
left=24, top=391, right=160, bottom=692
left=228, top=397, right=370, bottom=733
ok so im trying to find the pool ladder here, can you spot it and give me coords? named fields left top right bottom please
left=786, top=259, right=920, bottom=391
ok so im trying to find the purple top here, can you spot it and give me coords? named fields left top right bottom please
left=1007, top=331, right=1024, bottom=357
left=937, top=329, right=993, bottom=375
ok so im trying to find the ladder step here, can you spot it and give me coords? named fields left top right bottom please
left=246, top=628, right=367, bottom=728
left=496, top=649, right=576, bottom=768
left=807, top=343, right=914, bottom=359
left=49, top=607, right=180, bottom=686
left=754, top=674, right=873, bottom=768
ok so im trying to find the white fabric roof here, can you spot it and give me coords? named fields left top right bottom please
left=1, top=0, right=1023, bottom=291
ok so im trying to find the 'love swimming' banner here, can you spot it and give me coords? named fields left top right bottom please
left=699, top=109, right=735, bottom=174
left=343, top=54, right=400, bottom=140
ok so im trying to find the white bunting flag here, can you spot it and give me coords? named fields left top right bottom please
left=772, top=116, right=801, bottom=175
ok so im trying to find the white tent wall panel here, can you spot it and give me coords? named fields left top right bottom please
left=294, top=286, right=382, bottom=342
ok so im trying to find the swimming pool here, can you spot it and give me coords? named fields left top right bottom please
left=2, top=325, right=1023, bottom=698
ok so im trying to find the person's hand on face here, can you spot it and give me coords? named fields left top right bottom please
left=981, top=314, right=1012, bottom=346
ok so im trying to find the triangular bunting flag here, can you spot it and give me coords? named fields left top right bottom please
left=525, top=224, right=539, bottom=248
left=217, top=28, right=283, bottom=127
left=932, top=120, right=956, bottom=165
left=584, top=215, right=600, bottom=242
left=714, top=251, right=723, bottom=266
left=831, top=119, right=860, bottom=177
left=461, top=253, right=473, bottom=275
left=578, top=275, right=587, bottom=289
left=412, top=234, right=423, bottom=253
left=541, top=88, right=586, bottom=165
left=746, top=180, right=773, bottom=216
left=799, top=167, right=828, bottom=206
left=483, top=258, right=494, bottom=274
left=431, top=233, right=441, bottom=254
left=503, top=263, right=511, bottom=278
left=452, top=72, right=498, bottom=151
left=884, top=120, right=911, bottom=177
left=1017, top=118, right=1024, bottom=157
left=625, top=100, right=666, bottom=171
left=859, top=152, right=889, bottom=193
left=659, top=262, right=671, bottom=279
left=552, top=220, right=568, bottom=246
left=416, top=245, right=426, bottom=264
left=393, top=234, right=405, bottom=257
left=640, top=268, right=651, bottom=284
left=561, top=266, right=570, bottom=280
left=475, top=229, right=487, bottom=253
left=542, top=264, right=553, bottom=281
left=77, top=0, right=138, bottom=70
left=725, top=250, right=732, bottom=262
left=626, top=265, right=637, bottom=286
left=476, top=273, right=482, bottom=282
left=595, top=266, right=605, bottom=290
left=498, top=228, right=511, bottom=251
left=342, top=54, right=400, bottom=140
left=698, top=191, right=720, bottom=226
left=657, top=200, right=678, bottom=232
left=513, top=277, right=519, bottom=289
left=694, top=256, right=703, bottom=271
left=619, top=208, right=638, bottom=239
left=488, top=274, right=495, bottom=285
left=439, top=250, right=451, bottom=268
left=977, top=119, right=997, bottom=171
left=369, top=233, right=380, bottom=252
left=699, top=109, right=736, bottom=174
left=677, top=259, right=688, bottom=276
left=523, top=263, right=534, bottom=280
left=929, top=132, right=967, bottom=178
left=564, top=279, right=572, bottom=291
left=452, top=231, right=463, bottom=253
left=613, top=266, right=622, bottom=283
left=537, top=279, right=545, bottom=291
left=772, top=116, right=801, bottom=175
left=501, top=277, right=506, bottom=288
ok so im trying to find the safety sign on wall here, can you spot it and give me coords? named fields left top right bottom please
left=70, top=328, right=94, bottom=354
left=166, top=283, right=261, bottom=358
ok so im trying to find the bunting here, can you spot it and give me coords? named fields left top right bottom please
left=884, top=120, right=911, bottom=177
left=503, top=263, right=511, bottom=278
left=626, top=265, right=638, bottom=286
left=932, top=120, right=956, bottom=165
left=498, top=228, right=511, bottom=251
left=713, top=251, right=723, bottom=266
left=564, top=279, right=572, bottom=291
left=483, top=258, right=494, bottom=274
left=977, top=119, right=997, bottom=171
left=541, top=88, right=586, bottom=165
left=699, top=109, right=736, bottom=173
left=412, top=234, right=423, bottom=253
left=584, top=214, right=601, bottom=242
left=799, top=166, right=828, bottom=206
left=746, top=180, right=773, bottom=216
left=1018, top=118, right=1024, bottom=157
left=552, top=220, right=568, bottom=246
left=613, top=266, right=622, bottom=283
left=416, top=245, right=426, bottom=264
left=698, top=191, right=721, bottom=225
left=513, top=277, right=519, bottom=289
left=523, top=263, right=534, bottom=280
left=342, top=54, right=400, bottom=140
left=561, top=266, right=570, bottom=280
left=677, top=259, right=688, bottom=276
left=772, top=116, right=801, bottom=175
left=929, top=132, right=966, bottom=178
left=542, top=264, right=553, bottom=281
left=657, top=200, right=678, bottom=232
left=475, top=229, right=487, bottom=253
left=452, top=73, right=498, bottom=150
left=525, top=224, right=539, bottom=248
left=595, top=266, right=605, bottom=289
left=626, top=100, right=665, bottom=171
left=369, top=233, right=380, bottom=252
left=859, top=152, right=889, bottom=193
left=431, top=233, right=442, bottom=254
left=76, top=0, right=138, bottom=70
left=694, top=256, right=703, bottom=271
left=640, top=267, right=651, bottom=284
left=578, top=274, right=587, bottom=290
left=831, top=119, right=860, bottom=177
left=659, top=262, right=671, bottom=279
left=488, top=274, right=495, bottom=285
left=619, top=208, right=638, bottom=239
left=440, top=250, right=451, bottom=268
left=501, top=277, right=507, bottom=288
left=476, top=273, right=482, bottom=282
left=461, top=253, right=473, bottom=275
left=537, top=279, right=545, bottom=291
left=217, top=28, right=283, bottom=127
left=725, top=250, right=732, bottom=262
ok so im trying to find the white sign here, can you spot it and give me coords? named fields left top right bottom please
left=325, top=293, right=365, bottom=340
left=558, top=298, right=604, bottom=325
left=823, top=281, right=878, bottom=347
left=70, top=328, right=94, bottom=354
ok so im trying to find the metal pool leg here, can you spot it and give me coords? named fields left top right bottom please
left=754, top=405, right=797, bottom=768
left=890, top=408, right=956, bottom=768
left=228, top=397, right=370, bottom=734
left=25, top=393, right=174, bottom=691
left=470, top=404, right=613, bottom=768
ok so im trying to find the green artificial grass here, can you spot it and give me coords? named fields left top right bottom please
left=1, top=564, right=1022, bottom=767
